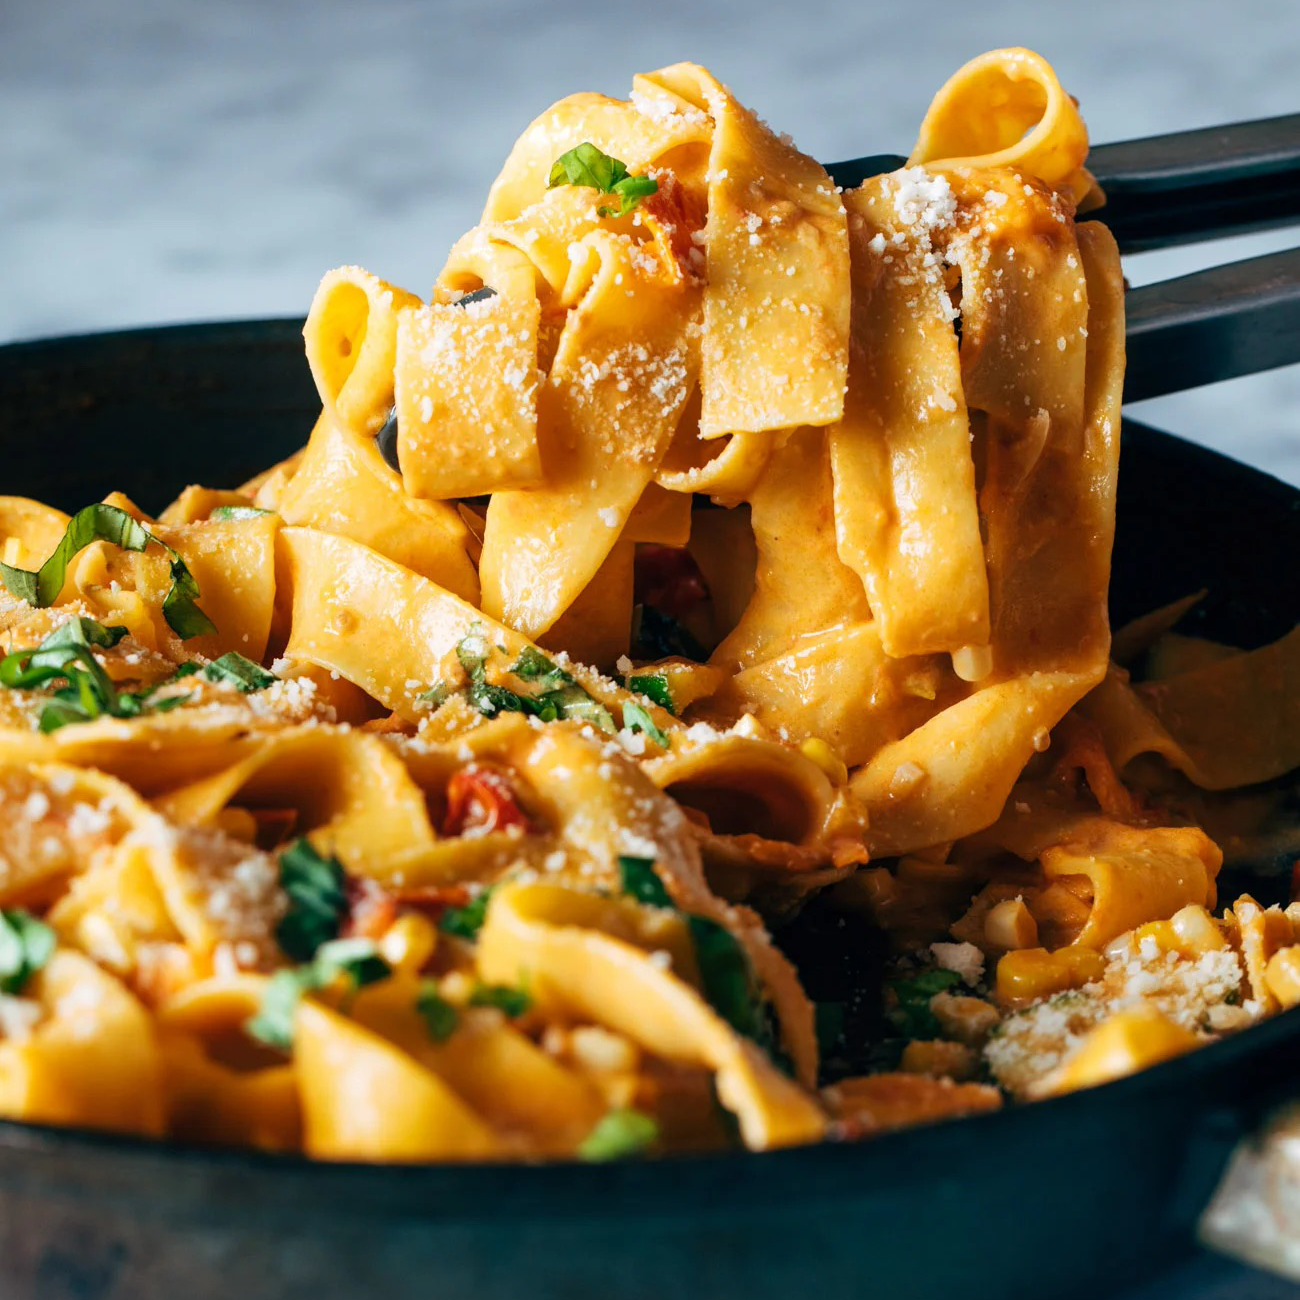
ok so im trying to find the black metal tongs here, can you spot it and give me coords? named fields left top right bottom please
left=825, top=113, right=1300, bottom=403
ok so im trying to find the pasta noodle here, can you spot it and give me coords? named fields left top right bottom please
left=0, top=47, right=1295, bottom=1157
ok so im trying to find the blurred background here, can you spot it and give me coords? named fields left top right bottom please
left=2, top=0, right=1298, bottom=484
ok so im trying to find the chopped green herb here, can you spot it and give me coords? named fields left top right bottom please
left=210, top=505, right=271, bottom=521
left=455, top=632, right=614, bottom=732
left=633, top=604, right=705, bottom=661
left=202, top=651, right=277, bottom=693
left=468, top=980, right=531, bottom=1018
left=439, top=886, right=495, bottom=940
left=275, top=838, right=348, bottom=962
left=455, top=629, right=489, bottom=681
left=416, top=982, right=460, bottom=1042
left=0, top=616, right=197, bottom=731
left=621, top=699, right=669, bottom=748
left=313, top=936, right=391, bottom=990
left=887, top=968, right=963, bottom=1040
left=578, top=1108, right=660, bottom=1161
left=244, top=968, right=307, bottom=1051
left=417, top=682, right=452, bottom=709
left=0, top=502, right=215, bottom=639
left=688, top=915, right=767, bottom=1041
left=627, top=671, right=675, bottom=714
left=618, top=854, right=775, bottom=1056
left=245, top=938, right=392, bottom=1050
left=0, top=909, right=56, bottom=995
left=618, top=855, right=673, bottom=908
left=511, top=646, right=568, bottom=683
left=547, top=142, right=659, bottom=217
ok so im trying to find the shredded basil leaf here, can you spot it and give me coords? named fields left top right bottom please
left=417, top=682, right=451, bottom=709
left=511, top=646, right=568, bottom=683
left=887, top=968, right=963, bottom=1040
left=202, top=651, right=277, bottom=693
left=416, top=982, right=460, bottom=1042
left=618, top=854, right=673, bottom=908
left=618, top=855, right=777, bottom=1056
left=621, top=699, right=669, bottom=748
left=632, top=604, right=704, bottom=661
left=468, top=980, right=531, bottom=1018
left=547, top=142, right=658, bottom=217
left=627, top=671, right=675, bottom=714
left=0, top=909, right=56, bottom=995
left=454, top=633, right=614, bottom=731
left=275, top=838, right=348, bottom=962
left=578, top=1108, right=659, bottom=1161
left=0, top=616, right=197, bottom=731
left=0, top=503, right=215, bottom=639
left=245, top=938, right=391, bottom=1051
left=210, top=505, right=271, bottom=521
left=439, top=886, right=494, bottom=940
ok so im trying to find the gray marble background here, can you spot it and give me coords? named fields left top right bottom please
left=3, top=2, right=1300, bottom=1295
left=3, top=0, right=1300, bottom=483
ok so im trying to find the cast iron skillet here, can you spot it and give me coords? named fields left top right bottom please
left=0, top=320, right=1298, bottom=1300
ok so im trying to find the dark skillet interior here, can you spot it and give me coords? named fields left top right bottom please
left=0, top=321, right=1298, bottom=1300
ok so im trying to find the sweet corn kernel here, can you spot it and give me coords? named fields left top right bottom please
left=900, top=1038, right=977, bottom=1080
left=1265, top=946, right=1300, bottom=1009
left=995, top=946, right=1105, bottom=1006
left=950, top=644, right=993, bottom=683
left=798, top=737, right=848, bottom=786
left=214, top=806, right=259, bottom=843
left=930, top=992, right=1001, bottom=1046
left=1049, top=1008, right=1198, bottom=1094
left=1169, top=904, right=1228, bottom=955
left=569, top=1026, right=640, bottom=1074
left=377, top=913, right=437, bottom=972
left=985, top=898, right=1039, bottom=951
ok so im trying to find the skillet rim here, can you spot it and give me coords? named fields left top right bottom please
left=0, top=319, right=1297, bottom=1213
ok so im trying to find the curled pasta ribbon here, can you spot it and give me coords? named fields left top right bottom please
left=153, top=726, right=440, bottom=883
left=303, top=265, right=422, bottom=436
left=0, top=950, right=164, bottom=1136
left=476, top=880, right=827, bottom=1149
left=275, top=414, right=480, bottom=603
left=1081, top=628, right=1300, bottom=791
left=158, top=976, right=300, bottom=1150
left=908, top=46, right=1095, bottom=204
left=296, top=998, right=499, bottom=1161
left=635, top=64, right=851, bottom=437
left=0, top=497, right=71, bottom=573
left=395, top=240, right=543, bottom=500
left=1039, top=820, right=1222, bottom=948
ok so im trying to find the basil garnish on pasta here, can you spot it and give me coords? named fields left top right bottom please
left=0, top=503, right=216, bottom=639
left=621, top=699, right=668, bottom=748
left=416, top=983, right=459, bottom=1042
left=202, top=651, right=278, bottom=693
left=444, top=632, right=616, bottom=732
left=0, top=909, right=56, bottom=995
left=617, top=855, right=775, bottom=1049
left=887, top=969, right=963, bottom=1040
left=467, top=980, right=531, bottom=1017
left=439, top=885, right=495, bottom=939
left=246, top=938, right=391, bottom=1051
left=209, top=505, right=270, bottom=521
left=547, top=142, right=658, bottom=216
left=0, top=616, right=194, bottom=732
left=578, top=1108, right=659, bottom=1161
left=626, top=671, right=675, bottom=715
left=275, top=838, right=349, bottom=962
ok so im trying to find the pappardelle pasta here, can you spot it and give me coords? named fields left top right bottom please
left=0, top=48, right=1297, bottom=1160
